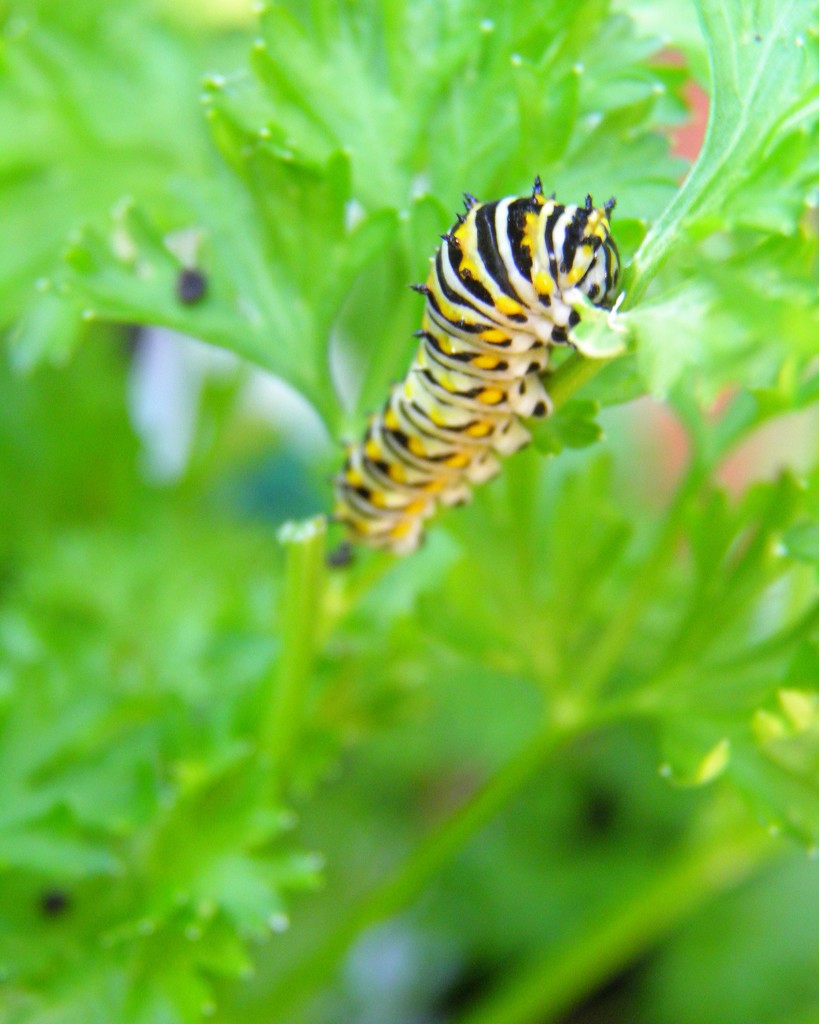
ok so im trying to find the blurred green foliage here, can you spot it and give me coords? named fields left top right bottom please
left=0, top=1, right=817, bottom=1023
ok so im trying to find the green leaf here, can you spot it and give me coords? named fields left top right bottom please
left=7, top=285, right=85, bottom=372
left=0, top=2, right=226, bottom=332
left=0, top=826, right=119, bottom=877
left=627, top=285, right=710, bottom=396
left=530, top=399, right=604, bottom=455
left=660, top=736, right=732, bottom=787
left=629, top=0, right=819, bottom=295
left=581, top=354, right=644, bottom=407
left=569, top=293, right=630, bottom=360
left=783, top=522, right=819, bottom=566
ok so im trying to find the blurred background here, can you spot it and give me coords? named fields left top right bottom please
left=0, top=2, right=817, bottom=1023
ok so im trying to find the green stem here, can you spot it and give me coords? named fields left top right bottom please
left=624, top=161, right=710, bottom=306
left=546, top=352, right=611, bottom=411
left=264, top=718, right=592, bottom=1020
left=455, top=825, right=774, bottom=1024
left=573, top=460, right=705, bottom=701
left=261, top=515, right=327, bottom=789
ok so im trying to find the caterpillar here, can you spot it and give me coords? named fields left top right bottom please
left=333, top=178, right=620, bottom=555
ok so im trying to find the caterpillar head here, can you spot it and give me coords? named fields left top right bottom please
left=554, top=195, right=620, bottom=307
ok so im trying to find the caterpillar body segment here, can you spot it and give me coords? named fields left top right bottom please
left=334, top=182, right=620, bottom=555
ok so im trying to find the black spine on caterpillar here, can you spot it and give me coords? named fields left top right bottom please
left=333, top=181, right=620, bottom=554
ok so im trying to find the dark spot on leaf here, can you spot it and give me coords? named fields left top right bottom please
left=41, top=889, right=70, bottom=917
left=583, top=789, right=619, bottom=836
left=176, top=268, right=208, bottom=304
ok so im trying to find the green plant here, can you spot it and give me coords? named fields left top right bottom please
left=1, top=1, right=817, bottom=1022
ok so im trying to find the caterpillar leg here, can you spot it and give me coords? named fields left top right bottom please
left=380, top=516, right=425, bottom=555
left=438, top=481, right=473, bottom=507
left=508, top=373, right=552, bottom=418
left=464, top=451, right=502, bottom=484
left=491, top=417, right=531, bottom=455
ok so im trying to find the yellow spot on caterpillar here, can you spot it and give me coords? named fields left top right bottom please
left=365, top=439, right=381, bottom=460
left=453, top=218, right=471, bottom=247
left=422, top=477, right=445, bottom=493
left=566, top=264, right=585, bottom=285
left=354, top=519, right=380, bottom=536
left=346, top=469, right=364, bottom=486
left=458, top=255, right=482, bottom=281
left=390, top=519, right=414, bottom=539
left=387, top=463, right=406, bottom=483
left=533, top=272, right=554, bottom=295
left=370, top=492, right=389, bottom=508
left=429, top=285, right=482, bottom=329
left=408, top=436, right=427, bottom=457
left=445, top=451, right=470, bottom=469
left=494, top=295, right=524, bottom=317
left=521, top=212, right=539, bottom=255
left=480, top=328, right=509, bottom=344
left=466, top=421, right=492, bottom=438
left=405, top=498, right=427, bottom=515
left=452, top=215, right=484, bottom=284
left=384, top=409, right=400, bottom=430
left=435, top=332, right=454, bottom=355
left=478, top=388, right=505, bottom=405
left=471, top=354, right=500, bottom=370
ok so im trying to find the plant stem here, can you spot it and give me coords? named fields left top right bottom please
left=264, top=718, right=591, bottom=1019
left=573, top=460, right=705, bottom=701
left=546, top=352, right=610, bottom=411
left=455, top=825, right=774, bottom=1024
left=261, top=515, right=327, bottom=790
